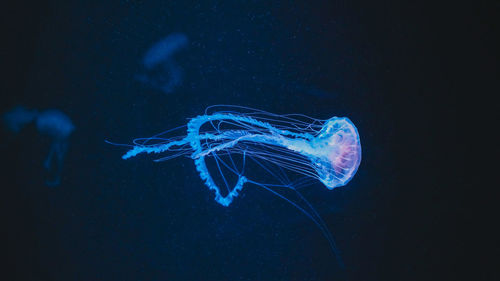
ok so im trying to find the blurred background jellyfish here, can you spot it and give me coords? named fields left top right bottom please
left=136, top=33, right=189, bottom=94
left=36, top=110, right=75, bottom=186
left=3, top=106, right=75, bottom=186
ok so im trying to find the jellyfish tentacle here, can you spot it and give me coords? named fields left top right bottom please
left=186, top=113, right=316, bottom=206
left=44, top=142, right=56, bottom=170
left=122, top=138, right=190, bottom=159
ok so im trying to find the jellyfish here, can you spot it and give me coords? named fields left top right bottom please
left=3, top=107, right=74, bottom=186
left=35, top=110, right=75, bottom=186
left=109, top=105, right=361, bottom=268
left=136, top=33, right=189, bottom=94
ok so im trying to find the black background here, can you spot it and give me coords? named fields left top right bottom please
left=1, top=1, right=496, bottom=280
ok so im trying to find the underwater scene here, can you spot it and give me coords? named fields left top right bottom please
left=3, top=1, right=490, bottom=280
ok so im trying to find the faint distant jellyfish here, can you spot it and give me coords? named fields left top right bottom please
left=136, top=33, right=189, bottom=94
left=35, top=110, right=75, bottom=186
left=3, top=106, right=38, bottom=133
left=109, top=105, right=361, bottom=268
left=3, top=107, right=74, bottom=186
left=142, top=33, right=189, bottom=69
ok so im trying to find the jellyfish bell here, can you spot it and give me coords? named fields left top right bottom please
left=143, top=33, right=188, bottom=70
left=312, top=117, right=362, bottom=190
left=35, top=109, right=75, bottom=139
left=137, top=33, right=189, bottom=94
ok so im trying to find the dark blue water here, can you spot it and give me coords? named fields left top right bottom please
left=1, top=1, right=494, bottom=280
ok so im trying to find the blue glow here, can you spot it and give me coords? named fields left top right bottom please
left=3, top=106, right=38, bottom=133
left=112, top=106, right=361, bottom=267
left=136, top=33, right=188, bottom=94
left=3, top=107, right=74, bottom=186
left=36, top=110, right=75, bottom=186
left=121, top=105, right=361, bottom=206
left=142, top=33, right=188, bottom=69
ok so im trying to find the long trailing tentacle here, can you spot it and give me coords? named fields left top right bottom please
left=185, top=112, right=320, bottom=206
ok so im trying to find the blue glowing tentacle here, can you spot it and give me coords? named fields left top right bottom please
left=292, top=188, right=345, bottom=269
left=246, top=179, right=344, bottom=269
left=212, top=152, right=231, bottom=194
left=186, top=113, right=315, bottom=206
left=247, top=155, right=288, bottom=186
left=122, top=138, right=190, bottom=159
left=192, top=155, right=247, bottom=206
left=190, top=113, right=314, bottom=140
